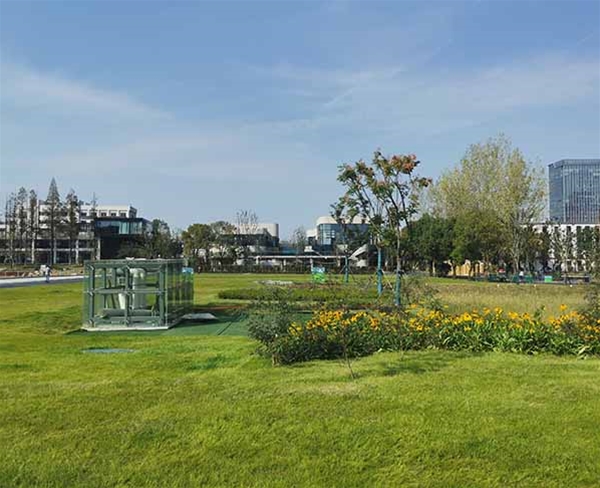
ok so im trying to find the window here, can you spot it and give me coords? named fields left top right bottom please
left=100, top=212, right=107, bottom=217
left=119, top=212, right=127, bottom=217
left=110, top=212, right=117, bottom=217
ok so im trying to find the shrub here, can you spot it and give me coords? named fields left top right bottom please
left=245, top=287, right=302, bottom=363
left=581, top=281, right=600, bottom=324
left=253, top=306, right=600, bottom=365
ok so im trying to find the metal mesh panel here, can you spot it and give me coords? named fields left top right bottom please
left=83, top=259, right=193, bottom=329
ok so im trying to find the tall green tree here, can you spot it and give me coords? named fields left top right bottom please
left=3, top=193, right=17, bottom=265
left=450, top=209, right=504, bottom=275
left=433, top=134, right=545, bottom=272
left=43, top=178, right=64, bottom=265
left=408, top=214, right=454, bottom=276
left=335, top=150, right=431, bottom=306
left=210, top=221, right=236, bottom=267
left=182, top=223, right=215, bottom=267
left=16, top=187, right=28, bottom=263
left=27, top=190, right=38, bottom=263
left=147, top=219, right=174, bottom=258
left=65, top=189, right=81, bottom=264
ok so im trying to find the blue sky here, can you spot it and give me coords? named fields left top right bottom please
left=1, top=0, right=599, bottom=237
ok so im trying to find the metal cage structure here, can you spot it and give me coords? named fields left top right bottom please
left=83, top=259, right=193, bottom=330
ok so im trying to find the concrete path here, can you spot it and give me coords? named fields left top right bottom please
left=0, top=275, right=84, bottom=289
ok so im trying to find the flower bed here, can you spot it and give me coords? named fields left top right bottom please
left=254, top=306, right=600, bottom=364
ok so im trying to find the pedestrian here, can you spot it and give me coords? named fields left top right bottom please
left=518, top=269, right=524, bottom=284
left=45, top=265, right=51, bottom=283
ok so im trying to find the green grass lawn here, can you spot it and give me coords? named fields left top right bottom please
left=0, top=275, right=596, bottom=487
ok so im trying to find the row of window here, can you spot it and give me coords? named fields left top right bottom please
left=80, top=211, right=128, bottom=218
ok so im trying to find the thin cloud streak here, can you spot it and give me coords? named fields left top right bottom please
left=269, top=53, right=600, bottom=137
left=0, top=59, right=169, bottom=120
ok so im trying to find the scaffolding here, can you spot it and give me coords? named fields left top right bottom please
left=83, top=259, right=193, bottom=330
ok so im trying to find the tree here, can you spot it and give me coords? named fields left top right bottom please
left=335, top=150, right=431, bottom=306
left=591, top=227, right=600, bottom=278
left=3, top=193, right=17, bottom=266
left=15, top=188, right=28, bottom=263
left=432, top=134, right=545, bottom=272
left=88, top=193, right=99, bottom=260
left=289, top=226, right=307, bottom=256
left=576, top=227, right=595, bottom=273
left=43, top=178, right=64, bottom=265
left=27, top=190, right=38, bottom=264
left=235, top=210, right=259, bottom=260
left=182, top=223, right=215, bottom=267
left=535, top=225, right=552, bottom=273
left=236, top=210, right=259, bottom=235
left=450, top=209, right=504, bottom=275
left=408, top=214, right=454, bottom=276
left=65, top=189, right=81, bottom=264
left=210, top=221, right=237, bottom=268
left=146, top=219, right=174, bottom=258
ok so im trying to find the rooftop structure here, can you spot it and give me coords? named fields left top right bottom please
left=80, top=205, right=137, bottom=222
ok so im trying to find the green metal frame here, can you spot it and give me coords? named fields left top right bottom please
left=83, top=259, right=193, bottom=329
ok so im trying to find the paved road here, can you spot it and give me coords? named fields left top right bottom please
left=0, top=275, right=84, bottom=289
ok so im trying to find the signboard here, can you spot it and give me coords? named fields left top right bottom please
left=312, top=266, right=326, bottom=283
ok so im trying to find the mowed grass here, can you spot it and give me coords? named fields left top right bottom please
left=0, top=274, right=597, bottom=487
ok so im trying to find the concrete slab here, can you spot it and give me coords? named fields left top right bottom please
left=81, top=325, right=170, bottom=332
left=182, top=313, right=217, bottom=321
left=0, top=275, right=84, bottom=289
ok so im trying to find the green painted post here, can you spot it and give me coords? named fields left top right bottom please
left=88, top=264, right=95, bottom=326
left=159, top=265, right=165, bottom=327
left=124, top=267, right=130, bottom=327
left=344, top=256, right=349, bottom=284
left=377, top=248, right=383, bottom=296
left=102, top=268, right=107, bottom=309
left=394, top=269, right=401, bottom=307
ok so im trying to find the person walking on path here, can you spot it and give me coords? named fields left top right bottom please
left=45, top=265, right=51, bottom=283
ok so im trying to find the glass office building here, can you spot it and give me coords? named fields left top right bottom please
left=310, top=216, right=369, bottom=252
left=549, top=159, right=600, bottom=224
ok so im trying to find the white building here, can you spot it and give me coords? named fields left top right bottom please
left=0, top=201, right=141, bottom=265
left=532, top=222, right=600, bottom=273
left=79, top=205, right=137, bottom=222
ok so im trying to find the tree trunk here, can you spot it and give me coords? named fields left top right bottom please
left=376, top=247, right=383, bottom=296
left=394, top=235, right=402, bottom=307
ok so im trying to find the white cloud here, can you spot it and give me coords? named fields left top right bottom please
left=0, top=59, right=169, bottom=119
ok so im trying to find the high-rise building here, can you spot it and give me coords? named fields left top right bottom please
left=549, top=159, right=600, bottom=224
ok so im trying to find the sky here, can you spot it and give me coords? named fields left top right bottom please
left=1, top=0, right=599, bottom=238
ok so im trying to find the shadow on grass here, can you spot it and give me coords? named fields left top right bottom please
left=365, top=350, right=481, bottom=378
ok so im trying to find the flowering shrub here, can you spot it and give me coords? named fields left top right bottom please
left=258, top=306, right=600, bottom=364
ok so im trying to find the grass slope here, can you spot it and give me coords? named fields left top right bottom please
left=0, top=275, right=596, bottom=487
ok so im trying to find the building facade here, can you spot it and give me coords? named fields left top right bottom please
left=229, top=222, right=280, bottom=258
left=0, top=201, right=146, bottom=264
left=306, top=216, right=369, bottom=254
left=549, top=159, right=600, bottom=224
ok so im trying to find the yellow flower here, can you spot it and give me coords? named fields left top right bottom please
left=559, top=304, right=568, bottom=312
